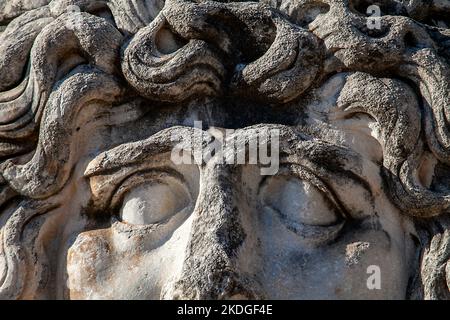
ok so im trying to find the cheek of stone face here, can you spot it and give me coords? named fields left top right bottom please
left=255, top=203, right=411, bottom=300
left=249, top=172, right=415, bottom=299
left=65, top=215, right=193, bottom=300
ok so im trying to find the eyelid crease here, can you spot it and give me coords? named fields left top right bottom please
left=259, top=163, right=351, bottom=221
left=261, top=190, right=346, bottom=247
left=109, top=168, right=189, bottom=212
left=88, top=166, right=188, bottom=214
left=268, top=204, right=345, bottom=246
left=279, top=149, right=374, bottom=201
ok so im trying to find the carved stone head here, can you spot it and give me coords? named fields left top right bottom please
left=0, top=0, right=449, bottom=299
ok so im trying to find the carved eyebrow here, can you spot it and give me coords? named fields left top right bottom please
left=279, top=140, right=374, bottom=198
left=84, top=124, right=298, bottom=177
left=85, top=124, right=373, bottom=198
left=84, top=126, right=202, bottom=177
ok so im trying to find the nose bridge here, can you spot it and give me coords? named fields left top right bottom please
left=163, top=164, right=255, bottom=299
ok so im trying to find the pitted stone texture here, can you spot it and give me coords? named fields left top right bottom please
left=0, top=0, right=449, bottom=300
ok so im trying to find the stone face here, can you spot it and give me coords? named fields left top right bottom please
left=0, top=0, right=449, bottom=300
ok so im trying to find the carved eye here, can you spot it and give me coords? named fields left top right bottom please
left=112, top=171, right=192, bottom=226
left=260, top=166, right=345, bottom=245
left=262, top=176, right=339, bottom=225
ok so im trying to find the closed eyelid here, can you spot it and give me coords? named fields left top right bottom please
left=109, top=169, right=189, bottom=211
left=87, top=165, right=188, bottom=213
left=265, top=150, right=379, bottom=222
left=259, top=164, right=350, bottom=220
left=259, top=166, right=347, bottom=246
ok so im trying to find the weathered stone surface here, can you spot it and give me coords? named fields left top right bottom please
left=0, top=0, right=449, bottom=299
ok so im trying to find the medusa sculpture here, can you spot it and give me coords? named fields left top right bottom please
left=0, top=0, right=449, bottom=299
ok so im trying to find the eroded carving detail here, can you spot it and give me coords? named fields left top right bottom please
left=0, top=0, right=449, bottom=299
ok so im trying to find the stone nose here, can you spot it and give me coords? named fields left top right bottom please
left=161, top=164, right=261, bottom=300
